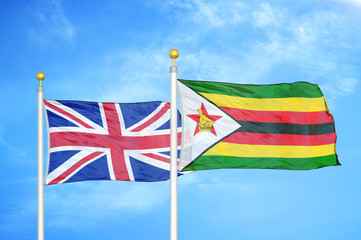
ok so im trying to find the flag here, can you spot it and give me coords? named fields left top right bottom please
left=177, top=79, right=339, bottom=171
left=44, top=100, right=182, bottom=185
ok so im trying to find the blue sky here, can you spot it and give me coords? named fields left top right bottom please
left=1, top=0, right=361, bottom=239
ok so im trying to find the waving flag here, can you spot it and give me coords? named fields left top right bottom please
left=178, top=79, right=339, bottom=171
left=44, top=100, right=182, bottom=185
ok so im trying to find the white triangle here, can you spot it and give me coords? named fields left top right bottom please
left=178, top=81, right=241, bottom=170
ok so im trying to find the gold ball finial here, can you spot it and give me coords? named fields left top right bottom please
left=169, top=49, right=179, bottom=66
left=37, top=72, right=45, bottom=81
left=169, top=49, right=179, bottom=59
left=37, top=72, right=45, bottom=86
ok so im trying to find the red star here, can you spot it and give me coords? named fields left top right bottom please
left=187, top=103, right=222, bottom=136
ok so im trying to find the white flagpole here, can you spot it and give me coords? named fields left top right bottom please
left=169, top=49, right=179, bottom=240
left=37, top=72, right=45, bottom=240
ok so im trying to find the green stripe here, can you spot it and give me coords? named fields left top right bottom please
left=178, top=79, right=323, bottom=98
left=181, top=154, right=340, bottom=171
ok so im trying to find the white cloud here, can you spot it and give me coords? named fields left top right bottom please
left=95, top=47, right=171, bottom=102
left=179, top=50, right=264, bottom=84
left=192, top=0, right=245, bottom=27
left=27, top=0, right=75, bottom=45
left=43, top=46, right=174, bottom=102
left=253, top=2, right=283, bottom=28
left=338, top=78, right=358, bottom=93
left=168, top=1, right=360, bottom=91
left=319, top=77, right=358, bottom=111
left=245, top=3, right=361, bottom=93
left=54, top=1, right=360, bottom=106
left=320, top=78, right=359, bottom=107
left=165, top=0, right=246, bottom=28
left=293, top=26, right=316, bottom=45
left=333, top=0, right=361, bottom=7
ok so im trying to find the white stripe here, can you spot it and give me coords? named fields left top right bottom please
left=49, top=146, right=116, bottom=181
left=45, top=104, right=84, bottom=129
left=123, top=152, right=135, bottom=181
left=105, top=151, right=116, bottom=180
left=48, top=127, right=108, bottom=134
left=121, top=127, right=182, bottom=137
left=48, top=102, right=109, bottom=134
left=45, top=150, right=105, bottom=184
left=126, top=102, right=167, bottom=132
left=137, top=108, right=172, bottom=133
left=113, top=101, right=180, bottom=137
left=45, top=100, right=105, bottom=132
left=115, top=103, right=126, bottom=133
left=49, top=146, right=110, bottom=153
left=98, top=103, right=109, bottom=134
left=126, top=146, right=181, bottom=155
left=58, top=152, right=106, bottom=184
left=155, top=152, right=172, bottom=160
left=126, top=150, right=170, bottom=171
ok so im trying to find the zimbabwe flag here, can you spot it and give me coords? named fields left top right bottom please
left=177, top=79, right=339, bottom=171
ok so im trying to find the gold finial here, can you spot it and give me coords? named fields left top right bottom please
left=169, top=49, right=179, bottom=66
left=36, top=72, right=45, bottom=87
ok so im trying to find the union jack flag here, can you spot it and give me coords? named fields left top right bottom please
left=44, top=100, right=182, bottom=185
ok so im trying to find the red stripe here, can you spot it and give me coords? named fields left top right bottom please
left=221, top=107, right=334, bottom=124
left=102, top=103, right=129, bottom=180
left=222, top=132, right=337, bottom=146
left=131, top=103, right=170, bottom=132
left=44, top=100, right=93, bottom=129
left=142, top=153, right=180, bottom=166
left=142, top=153, right=171, bottom=164
left=102, top=103, right=123, bottom=135
left=48, top=151, right=103, bottom=185
left=49, top=132, right=182, bottom=149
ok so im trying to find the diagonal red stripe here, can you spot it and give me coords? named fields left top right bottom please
left=131, top=103, right=170, bottom=132
left=48, top=151, right=103, bottom=185
left=142, top=153, right=171, bottom=164
left=44, top=100, right=93, bottom=129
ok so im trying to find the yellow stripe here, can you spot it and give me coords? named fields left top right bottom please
left=200, top=93, right=328, bottom=112
left=205, top=142, right=336, bottom=158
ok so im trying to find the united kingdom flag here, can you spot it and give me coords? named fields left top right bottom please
left=44, top=100, right=182, bottom=185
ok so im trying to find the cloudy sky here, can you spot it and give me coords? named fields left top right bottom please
left=1, top=0, right=361, bottom=239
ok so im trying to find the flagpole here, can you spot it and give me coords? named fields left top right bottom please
left=37, top=72, right=45, bottom=240
left=169, top=49, right=179, bottom=240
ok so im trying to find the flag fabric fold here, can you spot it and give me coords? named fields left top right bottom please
left=44, top=100, right=182, bottom=185
left=177, top=79, right=339, bottom=171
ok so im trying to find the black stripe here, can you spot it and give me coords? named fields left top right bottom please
left=236, top=121, right=335, bottom=135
